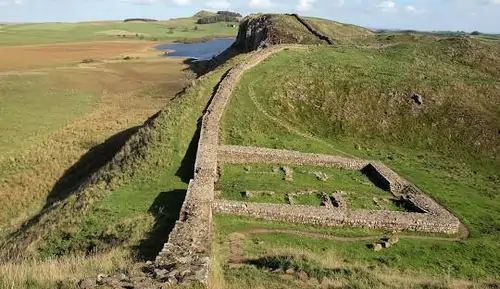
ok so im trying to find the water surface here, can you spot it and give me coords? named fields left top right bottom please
left=155, top=38, right=234, bottom=60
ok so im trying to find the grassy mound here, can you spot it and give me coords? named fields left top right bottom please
left=193, top=10, right=217, bottom=18
left=221, top=37, right=500, bottom=280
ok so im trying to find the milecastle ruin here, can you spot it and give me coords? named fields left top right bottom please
left=151, top=15, right=462, bottom=287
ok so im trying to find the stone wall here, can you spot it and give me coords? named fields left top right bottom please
left=212, top=200, right=460, bottom=234
left=153, top=41, right=462, bottom=287
left=361, top=162, right=408, bottom=195
left=218, top=145, right=368, bottom=170
left=154, top=45, right=305, bottom=286
left=288, top=13, right=334, bottom=45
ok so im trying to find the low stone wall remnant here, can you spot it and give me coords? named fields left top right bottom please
left=218, top=145, right=368, bottom=169
left=213, top=200, right=460, bottom=234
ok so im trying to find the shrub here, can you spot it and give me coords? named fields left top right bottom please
left=216, top=11, right=242, bottom=17
left=196, top=15, right=238, bottom=24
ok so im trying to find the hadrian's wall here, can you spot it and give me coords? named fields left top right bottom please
left=154, top=45, right=304, bottom=285
left=212, top=200, right=461, bottom=234
left=361, top=162, right=408, bottom=195
left=288, top=13, right=334, bottom=45
left=152, top=41, right=462, bottom=286
left=218, top=145, right=368, bottom=170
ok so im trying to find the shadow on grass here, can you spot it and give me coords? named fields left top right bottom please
left=44, top=126, right=141, bottom=209
left=1, top=126, right=141, bottom=258
left=183, top=46, right=241, bottom=77
left=243, top=255, right=353, bottom=280
left=134, top=189, right=187, bottom=261
left=175, top=126, right=200, bottom=184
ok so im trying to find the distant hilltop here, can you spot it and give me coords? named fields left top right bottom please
left=123, top=18, right=158, bottom=22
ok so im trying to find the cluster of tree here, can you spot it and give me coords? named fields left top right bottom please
left=216, top=11, right=242, bottom=17
left=196, top=11, right=241, bottom=24
left=124, top=18, right=158, bottom=22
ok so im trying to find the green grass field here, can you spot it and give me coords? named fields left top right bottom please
left=213, top=215, right=499, bottom=288
left=0, top=17, right=238, bottom=46
left=216, top=164, right=402, bottom=210
left=0, top=74, right=96, bottom=154
left=219, top=39, right=500, bottom=282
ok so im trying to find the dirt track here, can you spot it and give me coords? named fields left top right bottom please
left=227, top=227, right=465, bottom=264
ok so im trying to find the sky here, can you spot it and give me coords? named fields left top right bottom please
left=0, top=0, right=499, bottom=33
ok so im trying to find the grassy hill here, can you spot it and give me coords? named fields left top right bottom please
left=0, top=13, right=499, bottom=289
left=0, top=13, right=238, bottom=46
left=220, top=36, right=500, bottom=284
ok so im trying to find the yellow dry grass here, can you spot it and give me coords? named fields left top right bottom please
left=0, top=248, right=130, bottom=289
left=222, top=244, right=494, bottom=289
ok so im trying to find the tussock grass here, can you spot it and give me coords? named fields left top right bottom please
left=304, top=16, right=375, bottom=44
left=0, top=248, right=129, bottom=289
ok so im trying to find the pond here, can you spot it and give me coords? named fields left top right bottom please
left=155, top=38, right=234, bottom=60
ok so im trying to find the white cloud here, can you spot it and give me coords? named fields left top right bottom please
left=249, top=0, right=273, bottom=9
left=205, top=0, right=231, bottom=9
left=489, top=0, right=500, bottom=4
left=0, top=0, right=24, bottom=6
left=376, top=0, right=397, bottom=13
left=296, top=0, right=316, bottom=11
left=172, top=0, right=190, bottom=5
left=405, top=5, right=425, bottom=14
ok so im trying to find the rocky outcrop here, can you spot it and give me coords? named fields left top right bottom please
left=233, top=15, right=273, bottom=51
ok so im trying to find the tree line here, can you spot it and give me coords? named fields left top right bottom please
left=196, top=11, right=242, bottom=25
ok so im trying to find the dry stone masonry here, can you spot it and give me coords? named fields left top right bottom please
left=212, top=200, right=460, bottom=234
left=153, top=45, right=304, bottom=286
left=218, top=145, right=368, bottom=170
left=151, top=43, right=462, bottom=287
left=287, top=13, right=334, bottom=45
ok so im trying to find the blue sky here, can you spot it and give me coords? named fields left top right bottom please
left=0, top=0, right=499, bottom=33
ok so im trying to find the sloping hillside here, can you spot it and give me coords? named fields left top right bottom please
left=220, top=36, right=500, bottom=284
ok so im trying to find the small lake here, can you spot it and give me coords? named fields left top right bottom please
left=155, top=38, right=234, bottom=60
